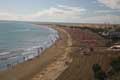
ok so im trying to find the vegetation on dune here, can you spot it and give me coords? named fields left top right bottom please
left=110, top=57, right=120, bottom=72
left=92, top=64, right=101, bottom=72
left=107, top=57, right=120, bottom=80
left=92, top=64, right=107, bottom=80
left=92, top=57, right=120, bottom=80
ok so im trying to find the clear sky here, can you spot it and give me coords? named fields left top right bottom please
left=0, top=0, right=120, bottom=24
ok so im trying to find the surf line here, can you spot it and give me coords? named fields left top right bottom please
left=0, top=27, right=59, bottom=71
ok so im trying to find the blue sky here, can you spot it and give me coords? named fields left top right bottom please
left=0, top=0, right=120, bottom=23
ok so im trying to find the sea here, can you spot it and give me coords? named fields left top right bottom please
left=0, top=21, right=58, bottom=70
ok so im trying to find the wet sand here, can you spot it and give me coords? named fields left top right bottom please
left=0, top=25, right=72, bottom=80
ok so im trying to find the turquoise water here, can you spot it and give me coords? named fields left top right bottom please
left=0, top=21, right=53, bottom=53
left=0, top=21, right=59, bottom=70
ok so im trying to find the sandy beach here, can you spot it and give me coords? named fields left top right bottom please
left=30, top=26, right=72, bottom=80
left=0, top=25, right=72, bottom=80
left=1, top=25, right=120, bottom=80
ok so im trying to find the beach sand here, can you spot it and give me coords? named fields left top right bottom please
left=1, top=25, right=117, bottom=80
left=30, top=26, right=72, bottom=80
left=0, top=25, right=72, bottom=80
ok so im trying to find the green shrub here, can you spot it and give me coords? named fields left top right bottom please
left=94, top=71, right=107, bottom=80
left=110, top=57, right=120, bottom=72
left=92, top=64, right=101, bottom=73
left=92, top=64, right=107, bottom=80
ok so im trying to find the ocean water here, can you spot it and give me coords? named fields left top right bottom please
left=0, top=21, right=59, bottom=70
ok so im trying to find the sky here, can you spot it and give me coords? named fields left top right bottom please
left=0, top=0, right=120, bottom=24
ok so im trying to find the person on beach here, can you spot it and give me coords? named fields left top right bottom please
left=7, top=63, right=11, bottom=68
left=37, top=48, right=40, bottom=55
left=40, top=47, right=43, bottom=52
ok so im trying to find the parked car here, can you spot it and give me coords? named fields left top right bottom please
left=108, top=45, right=120, bottom=51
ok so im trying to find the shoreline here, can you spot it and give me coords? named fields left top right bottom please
left=0, top=25, right=59, bottom=71
left=0, top=25, right=70, bottom=80
left=30, top=26, right=72, bottom=80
